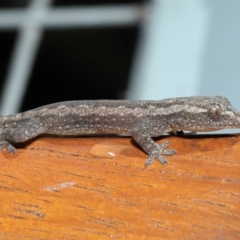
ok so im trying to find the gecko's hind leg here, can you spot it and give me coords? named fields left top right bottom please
left=0, top=118, right=45, bottom=153
left=0, top=140, right=16, bottom=153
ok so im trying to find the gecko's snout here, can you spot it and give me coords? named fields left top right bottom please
left=225, top=109, right=240, bottom=128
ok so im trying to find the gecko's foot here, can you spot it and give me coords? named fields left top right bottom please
left=0, top=142, right=16, bottom=154
left=145, top=140, right=176, bottom=167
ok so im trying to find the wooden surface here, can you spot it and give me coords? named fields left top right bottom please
left=0, top=134, right=240, bottom=239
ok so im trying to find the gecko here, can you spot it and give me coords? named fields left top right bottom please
left=0, top=96, right=239, bottom=166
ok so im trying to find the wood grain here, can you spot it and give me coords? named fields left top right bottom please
left=0, top=134, right=240, bottom=239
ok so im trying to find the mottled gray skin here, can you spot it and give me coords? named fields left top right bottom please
left=0, top=96, right=240, bottom=166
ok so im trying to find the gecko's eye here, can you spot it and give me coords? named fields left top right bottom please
left=208, top=104, right=222, bottom=119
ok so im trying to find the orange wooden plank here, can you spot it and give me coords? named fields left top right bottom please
left=0, top=135, right=240, bottom=239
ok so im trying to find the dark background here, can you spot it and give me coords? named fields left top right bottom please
left=0, top=0, right=144, bottom=112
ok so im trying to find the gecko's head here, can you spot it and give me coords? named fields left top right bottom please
left=179, top=96, right=240, bottom=132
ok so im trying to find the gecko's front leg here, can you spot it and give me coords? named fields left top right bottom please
left=131, top=120, right=176, bottom=166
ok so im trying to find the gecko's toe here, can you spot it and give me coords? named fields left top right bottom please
left=7, top=145, right=16, bottom=154
left=157, top=155, right=168, bottom=165
left=160, top=140, right=170, bottom=149
left=163, top=149, right=176, bottom=156
left=159, top=141, right=176, bottom=156
left=0, top=142, right=16, bottom=154
left=145, top=156, right=154, bottom=167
